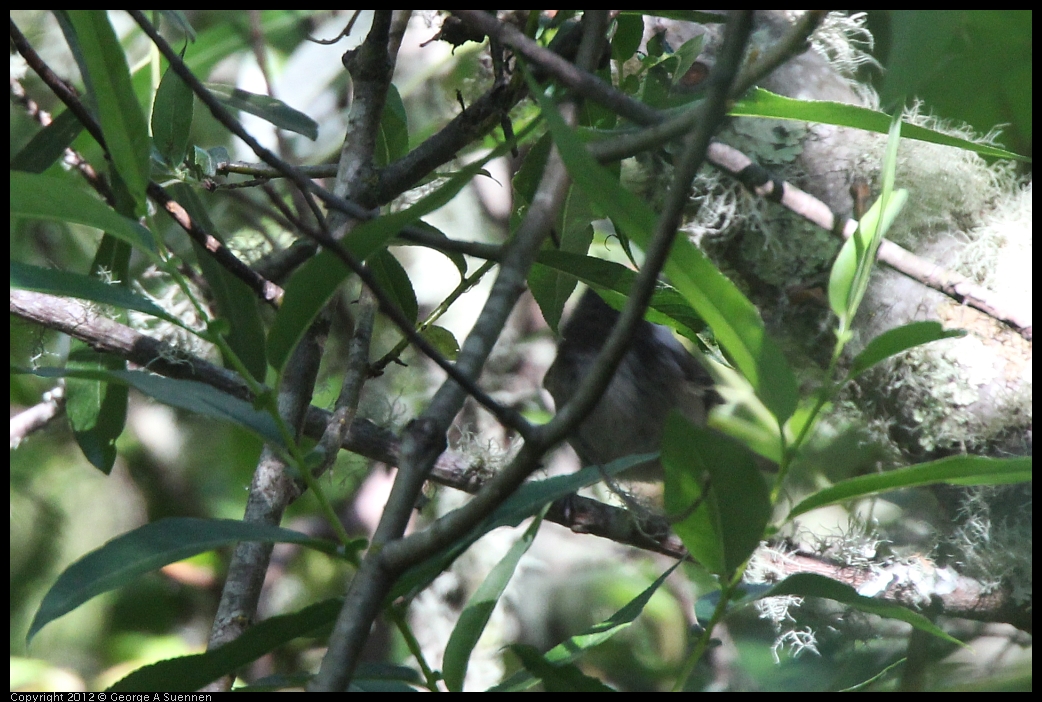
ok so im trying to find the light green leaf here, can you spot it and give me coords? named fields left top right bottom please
left=443, top=514, right=544, bottom=691
left=663, top=412, right=770, bottom=578
left=848, top=322, right=965, bottom=379
left=788, top=456, right=1032, bottom=519
left=730, top=88, right=1026, bottom=162
left=66, top=10, right=151, bottom=213
left=10, top=172, right=159, bottom=259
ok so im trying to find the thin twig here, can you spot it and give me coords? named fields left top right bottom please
left=11, top=289, right=1027, bottom=631
left=129, top=11, right=529, bottom=437
left=10, top=19, right=285, bottom=308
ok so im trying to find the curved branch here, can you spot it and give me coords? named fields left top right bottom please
left=12, top=288, right=1028, bottom=633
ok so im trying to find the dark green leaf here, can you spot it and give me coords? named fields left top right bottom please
left=611, top=14, right=643, bottom=62
left=205, top=83, right=318, bottom=140
left=267, top=125, right=534, bottom=374
left=492, top=563, right=680, bottom=691
left=509, top=645, right=615, bottom=692
left=10, top=262, right=181, bottom=326
left=156, top=10, right=197, bottom=42
left=880, top=11, right=962, bottom=110
left=528, top=183, right=595, bottom=332
left=375, top=83, right=409, bottom=166
left=63, top=233, right=132, bottom=474
left=169, top=184, right=267, bottom=382
left=394, top=221, right=467, bottom=277
left=65, top=349, right=127, bottom=474
left=393, top=457, right=651, bottom=604
left=763, top=573, right=962, bottom=646
left=618, top=10, right=726, bottom=24
left=152, top=64, right=194, bottom=165
left=29, top=517, right=341, bottom=643
left=533, top=250, right=706, bottom=341
left=420, top=325, right=460, bottom=360
left=111, top=604, right=423, bottom=692
left=10, top=109, right=84, bottom=173
left=21, top=367, right=284, bottom=448
left=368, top=249, right=418, bottom=325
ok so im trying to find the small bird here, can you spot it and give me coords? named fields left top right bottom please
left=543, top=289, right=718, bottom=481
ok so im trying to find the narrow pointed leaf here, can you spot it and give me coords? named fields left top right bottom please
left=29, top=518, right=342, bottom=643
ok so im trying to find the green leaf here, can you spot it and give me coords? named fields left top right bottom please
left=533, top=250, right=706, bottom=341
left=491, top=563, right=680, bottom=691
left=393, top=457, right=651, bottom=604
left=618, top=11, right=726, bottom=24
left=762, top=573, right=962, bottom=646
left=531, top=81, right=798, bottom=422
left=10, top=172, right=159, bottom=260
left=420, top=324, right=460, bottom=360
left=528, top=183, right=595, bottom=332
left=152, top=63, right=195, bottom=165
left=65, top=10, right=152, bottom=214
left=267, top=124, right=535, bottom=374
left=65, top=349, right=127, bottom=474
left=508, top=644, right=615, bottom=692
left=10, top=262, right=182, bottom=327
left=611, top=14, right=643, bottom=63
left=156, top=10, right=197, bottom=43
left=21, top=367, right=285, bottom=448
left=205, top=83, right=318, bottom=140
left=829, top=114, right=908, bottom=336
left=368, top=248, right=418, bottom=325
left=443, top=514, right=544, bottom=691
left=29, top=517, right=342, bottom=643
left=110, top=606, right=417, bottom=692
left=730, top=88, right=1027, bottom=162
left=788, top=456, right=1032, bottom=519
left=63, top=233, right=132, bottom=474
left=169, top=184, right=267, bottom=382
left=662, top=413, right=770, bottom=578
left=670, top=35, right=705, bottom=87
left=267, top=250, right=348, bottom=376
left=394, top=221, right=467, bottom=278
left=10, top=109, right=84, bottom=174
left=848, top=322, right=966, bottom=379
left=375, top=83, right=409, bottom=166
left=880, top=11, right=963, bottom=110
